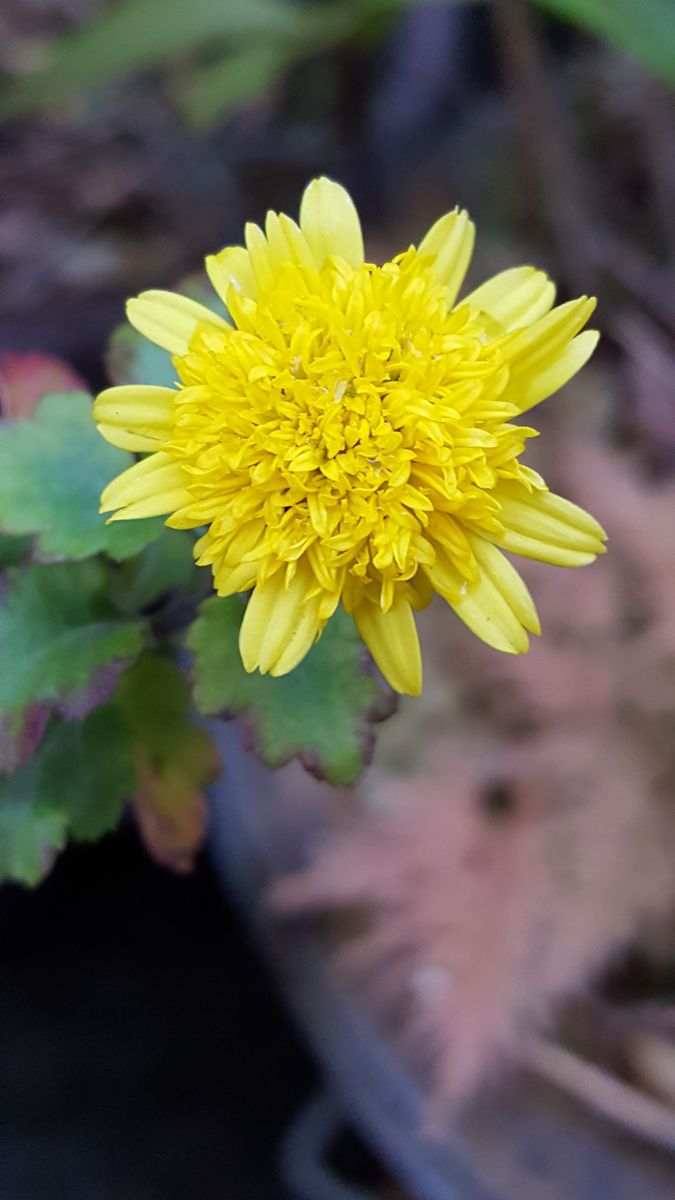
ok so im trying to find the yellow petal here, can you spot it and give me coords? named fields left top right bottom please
left=451, top=572, right=530, bottom=654
left=213, top=561, right=258, bottom=597
left=464, top=266, right=556, bottom=330
left=97, top=426, right=163, bottom=453
left=239, top=562, right=322, bottom=676
left=264, top=211, right=319, bottom=284
left=468, top=536, right=540, bottom=634
left=299, top=177, right=364, bottom=269
left=105, top=490, right=190, bottom=521
left=509, top=329, right=599, bottom=413
left=354, top=595, right=422, bottom=696
left=100, top=451, right=190, bottom=519
left=488, top=483, right=606, bottom=565
left=417, top=208, right=475, bottom=306
left=501, top=297, right=596, bottom=371
left=534, top=489, right=606, bottom=540
left=245, top=221, right=279, bottom=294
left=425, top=543, right=529, bottom=653
left=206, top=246, right=258, bottom=303
left=126, top=290, right=231, bottom=355
left=494, top=483, right=605, bottom=552
left=486, top=530, right=597, bottom=566
left=94, top=384, right=175, bottom=451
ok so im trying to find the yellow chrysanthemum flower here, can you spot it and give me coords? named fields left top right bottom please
left=95, top=177, right=605, bottom=696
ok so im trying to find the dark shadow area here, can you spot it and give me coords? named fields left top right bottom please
left=0, top=828, right=315, bottom=1200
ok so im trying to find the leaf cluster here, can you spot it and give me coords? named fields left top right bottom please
left=1, top=0, right=671, bottom=130
left=0, top=335, right=394, bottom=885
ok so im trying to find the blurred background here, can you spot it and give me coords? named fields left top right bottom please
left=1, top=1, right=675, bottom=1197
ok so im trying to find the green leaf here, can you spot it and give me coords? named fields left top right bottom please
left=116, top=654, right=219, bottom=872
left=0, top=705, right=50, bottom=776
left=532, top=0, right=675, bottom=84
left=178, top=41, right=303, bottom=129
left=0, top=532, right=31, bottom=567
left=106, top=324, right=177, bottom=389
left=112, top=528, right=198, bottom=615
left=0, top=793, right=66, bottom=887
left=0, top=703, right=134, bottom=885
left=0, top=0, right=353, bottom=120
left=46, top=706, right=134, bottom=840
left=188, top=598, right=389, bottom=785
left=0, top=392, right=163, bottom=560
left=0, top=560, right=144, bottom=721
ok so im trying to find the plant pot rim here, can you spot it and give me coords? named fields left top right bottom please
left=208, top=725, right=675, bottom=1200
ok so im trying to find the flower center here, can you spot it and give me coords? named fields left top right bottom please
left=170, top=249, right=536, bottom=608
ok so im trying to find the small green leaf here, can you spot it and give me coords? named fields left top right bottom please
left=0, top=703, right=134, bottom=885
left=188, top=598, right=389, bottom=785
left=178, top=41, right=296, bottom=128
left=0, top=391, right=163, bottom=560
left=55, top=705, right=134, bottom=840
left=179, top=274, right=230, bottom=317
left=533, top=0, right=675, bottom=85
left=113, top=528, right=198, bottom=615
left=0, top=704, right=50, bottom=776
left=0, top=560, right=144, bottom=721
left=106, top=324, right=177, bottom=389
left=0, top=792, right=66, bottom=887
left=0, top=0, right=354, bottom=120
left=116, top=654, right=219, bottom=872
left=0, top=532, right=31, bottom=567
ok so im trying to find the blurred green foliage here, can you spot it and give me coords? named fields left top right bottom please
left=1, top=0, right=670, bottom=130
left=536, top=0, right=675, bottom=83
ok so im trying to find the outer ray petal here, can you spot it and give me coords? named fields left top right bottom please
left=94, top=384, right=175, bottom=451
left=450, top=573, right=530, bottom=654
left=96, top=426, right=163, bottom=452
left=488, top=483, right=607, bottom=565
left=485, top=530, right=598, bottom=567
left=299, top=177, right=364, bottom=270
left=239, top=562, right=323, bottom=676
left=265, top=212, right=320, bottom=283
left=126, top=290, right=231, bottom=355
left=495, top=484, right=606, bottom=548
left=508, top=329, right=599, bottom=413
left=354, top=595, right=422, bottom=696
left=463, top=266, right=556, bottom=330
left=206, top=246, right=258, bottom=303
left=500, top=297, right=596, bottom=371
left=245, top=221, right=279, bottom=294
left=424, top=544, right=529, bottom=653
left=417, top=209, right=475, bottom=307
left=468, top=535, right=541, bottom=634
left=105, top=490, right=191, bottom=521
left=213, top=561, right=259, bottom=597
left=100, top=451, right=191, bottom=520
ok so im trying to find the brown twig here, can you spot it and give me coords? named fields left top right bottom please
left=528, top=1036, right=675, bottom=1151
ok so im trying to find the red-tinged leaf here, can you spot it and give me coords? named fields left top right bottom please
left=0, top=702, right=135, bottom=886
left=0, top=352, right=86, bottom=420
left=131, top=766, right=209, bottom=875
left=115, top=654, right=220, bottom=873
left=0, top=704, right=51, bottom=776
left=0, top=560, right=145, bottom=725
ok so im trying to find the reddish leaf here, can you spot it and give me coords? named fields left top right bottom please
left=116, top=654, right=220, bottom=874
left=0, top=352, right=86, bottom=420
